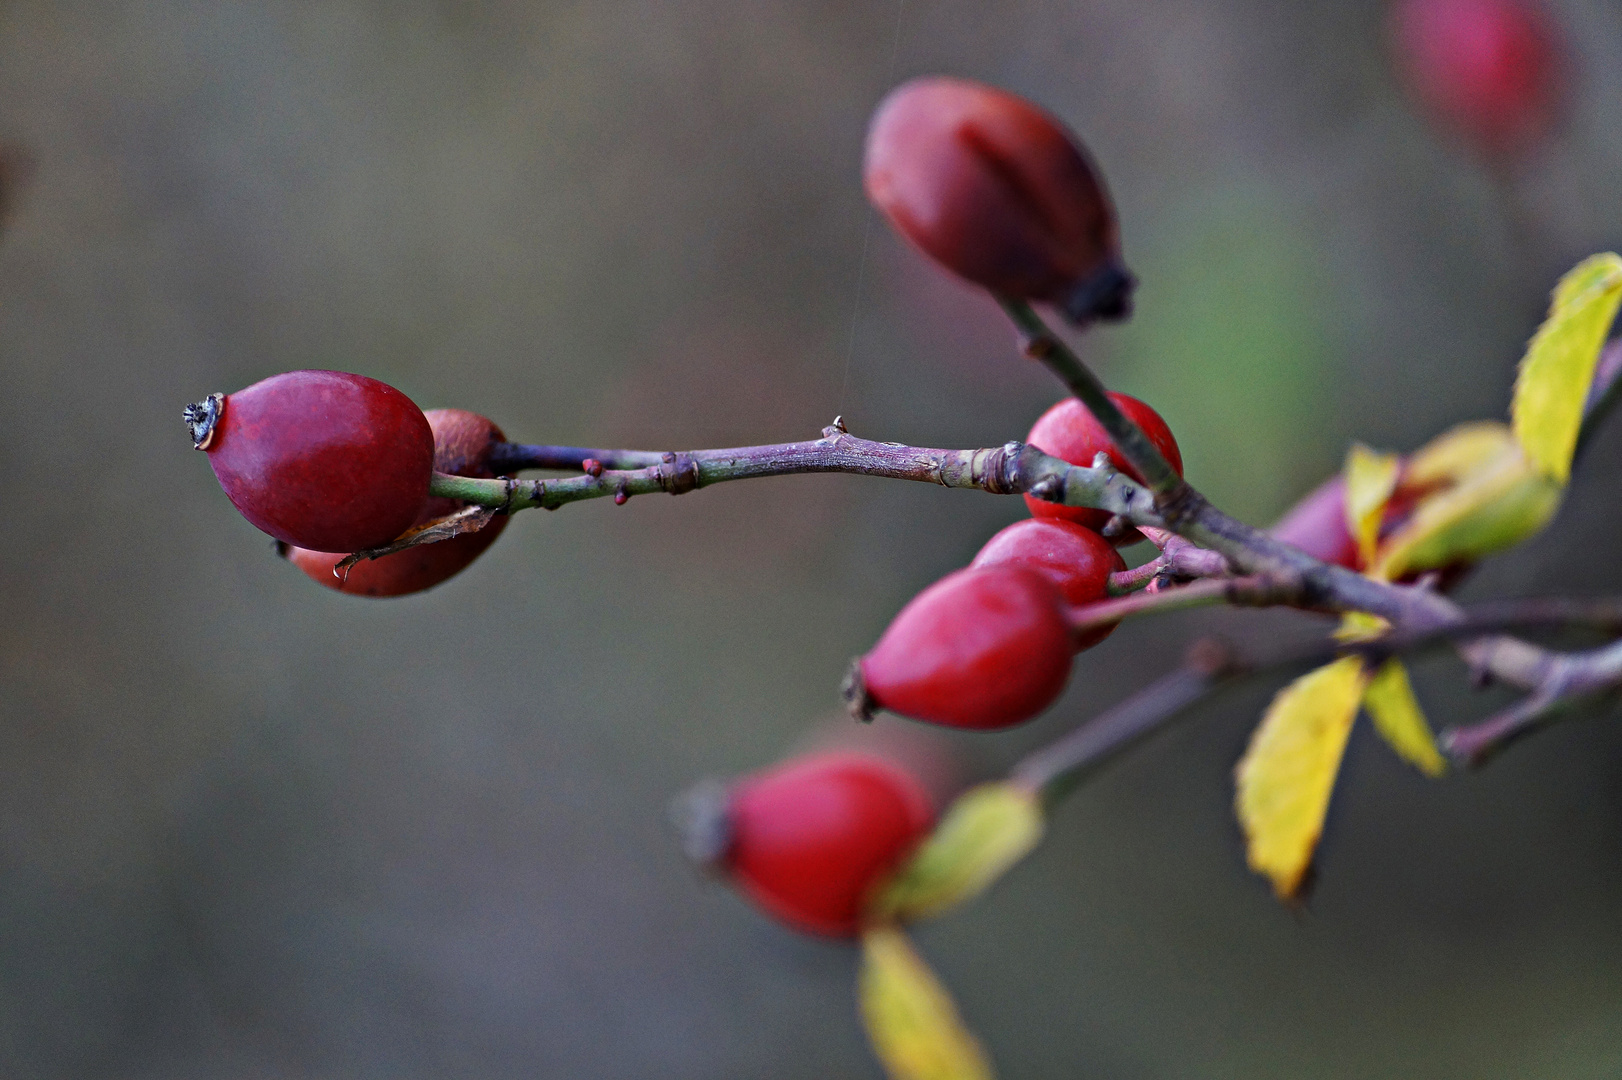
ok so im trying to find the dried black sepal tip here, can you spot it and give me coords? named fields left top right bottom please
left=841, top=660, right=876, bottom=723
left=184, top=393, right=225, bottom=450
left=1060, top=261, right=1135, bottom=326
left=669, top=779, right=734, bottom=870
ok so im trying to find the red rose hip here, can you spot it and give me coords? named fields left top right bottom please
left=972, top=518, right=1127, bottom=649
left=186, top=370, right=434, bottom=553
left=1387, top=0, right=1565, bottom=158
left=284, top=408, right=510, bottom=596
left=864, top=76, right=1133, bottom=324
left=1023, top=392, right=1183, bottom=534
left=686, top=751, right=936, bottom=937
left=848, top=565, right=1075, bottom=730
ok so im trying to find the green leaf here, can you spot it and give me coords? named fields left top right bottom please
left=1363, top=659, right=1446, bottom=777
left=1342, top=443, right=1400, bottom=567
left=874, top=783, right=1044, bottom=923
left=1512, top=253, right=1622, bottom=483
left=1371, top=446, right=1561, bottom=581
left=859, top=926, right=995, bottom=1080
left=1235, top=657, right=1368, bottom=900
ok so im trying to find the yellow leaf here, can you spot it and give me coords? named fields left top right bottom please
left=1342, top=443, right=1400, bottom=567
left=1235, top=657, right=1368, bottom=900
left=1334, top=611, right=1390, bottom=644
left=1370, top=446, right=1562, bottom=581
left=1404, top=421, right=1520, bottom=490
left=1362, top=658, right=1446, bottom=777
left=874, top=784, right=1044, bottom=923
left=859, top=926, right=995, bottom=1080
left=1512, top=253, right=1622, bottom=483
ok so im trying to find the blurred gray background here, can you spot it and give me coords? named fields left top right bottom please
left=2, top=1, right=1621, bottom=1077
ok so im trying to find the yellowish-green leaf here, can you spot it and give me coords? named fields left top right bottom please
left=875, top=783, right=1044, bottom=923
left=1404, top=421, right=1521, bottom=490
left=1334, top=611, right=1390, bottom=644
left=1342, top=443, right=1401, bottom=567
left=1363, top=658, right=1446, bottom=777
left=1235, top=657, right=1368, bottom=900
left=859, top=926, right=995, bottom=1080
left=1512, top=253, right=1622, bottom=483
left=1370, top=446, right=1562, bottom=581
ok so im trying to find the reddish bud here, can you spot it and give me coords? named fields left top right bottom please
left=864, top=76, right=1132, bottom=324
left=284, top=409, right=510, bottom=597
left=187, top=370, right=433, bottom=553
left=1023, top=393, right=1183, bottom=535
left=1387, top=0, right=1565, bottom=158
left=1268, top=475, right=1360, bottom=569
left=693, top=751, right=936, bottom=937
left=972, top=518, right=1126, bottom=649
left=850, top=566, right=1074, bottom=730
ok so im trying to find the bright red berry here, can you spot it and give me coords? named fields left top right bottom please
left=1269, top=475, right=1360, bottom=570
left=284, top=408, right=509, bottom=597
left=849, top=566, right=1075, bottom=730
left=706, top=752, right=936, bottom=937
left=864, top=76, right=1132, bottom=325
left=972, top=518, right=1127, bottom=649
left=186, top=370, right=434, bottom=553
left=1023, top=392, right=1183, bottom=534
left=1387, top=0, right=1565, bottom=158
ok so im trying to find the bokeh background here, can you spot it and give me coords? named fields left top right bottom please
left=2, top=1, right=1621, bottom=1077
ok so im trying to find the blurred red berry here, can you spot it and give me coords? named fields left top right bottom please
left=1388, top=0, right=1565, bottom=157
left=850, top=566, right=1074, bottom=730
left=972, top=518, right=1126, bottom=648
left=1023, top=393, right=1183, bottom=535
left=864, top=76, right=1133, bottom=324
left=187, top=370, right=434, bottom=553
left=285, top=408, right=509, bottom=597
left=721, top=752, right=936, bottom=937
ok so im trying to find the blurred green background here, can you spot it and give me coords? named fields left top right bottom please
left=2, top=1, right=1621, bottom=1077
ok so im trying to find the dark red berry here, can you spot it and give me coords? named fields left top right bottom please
left=284, top=408, right=509, bottom=597
left=187, top=370, right=434, bottom=553
left=1387, top=0, right=1565, bottom=158
left=851, top=566, right=1074, bottom=730
left=721, top=751, right=935, bottom=937
left=1269, top=475, right=1360, bottom=570
left=864, top=76, right=1133, bottom=325
left=1023, top=393, right=1183, bottom=534
left=972, top=518, right=1127, bottom=649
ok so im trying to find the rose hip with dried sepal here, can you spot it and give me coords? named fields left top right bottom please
left=185, top=370, right=434, bottom=553
left=1387, top=0, right=1565, bottom=158
left=283, top=408, right=510, bottom=597
left=1023, top=392, right=1183, bottom=535
left=972, top=518, right=1127, bottom=649
left=846, top=565, right=1075, bottom=731
left=864, top=76, right=1133, bottom=325
left=676, top=751, right=936, bottom=937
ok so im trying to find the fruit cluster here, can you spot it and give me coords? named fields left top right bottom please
left=183, top=23, right=1609, bottom=1076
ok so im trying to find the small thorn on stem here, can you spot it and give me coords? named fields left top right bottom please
left=832, top=415, right=848, bottom=433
